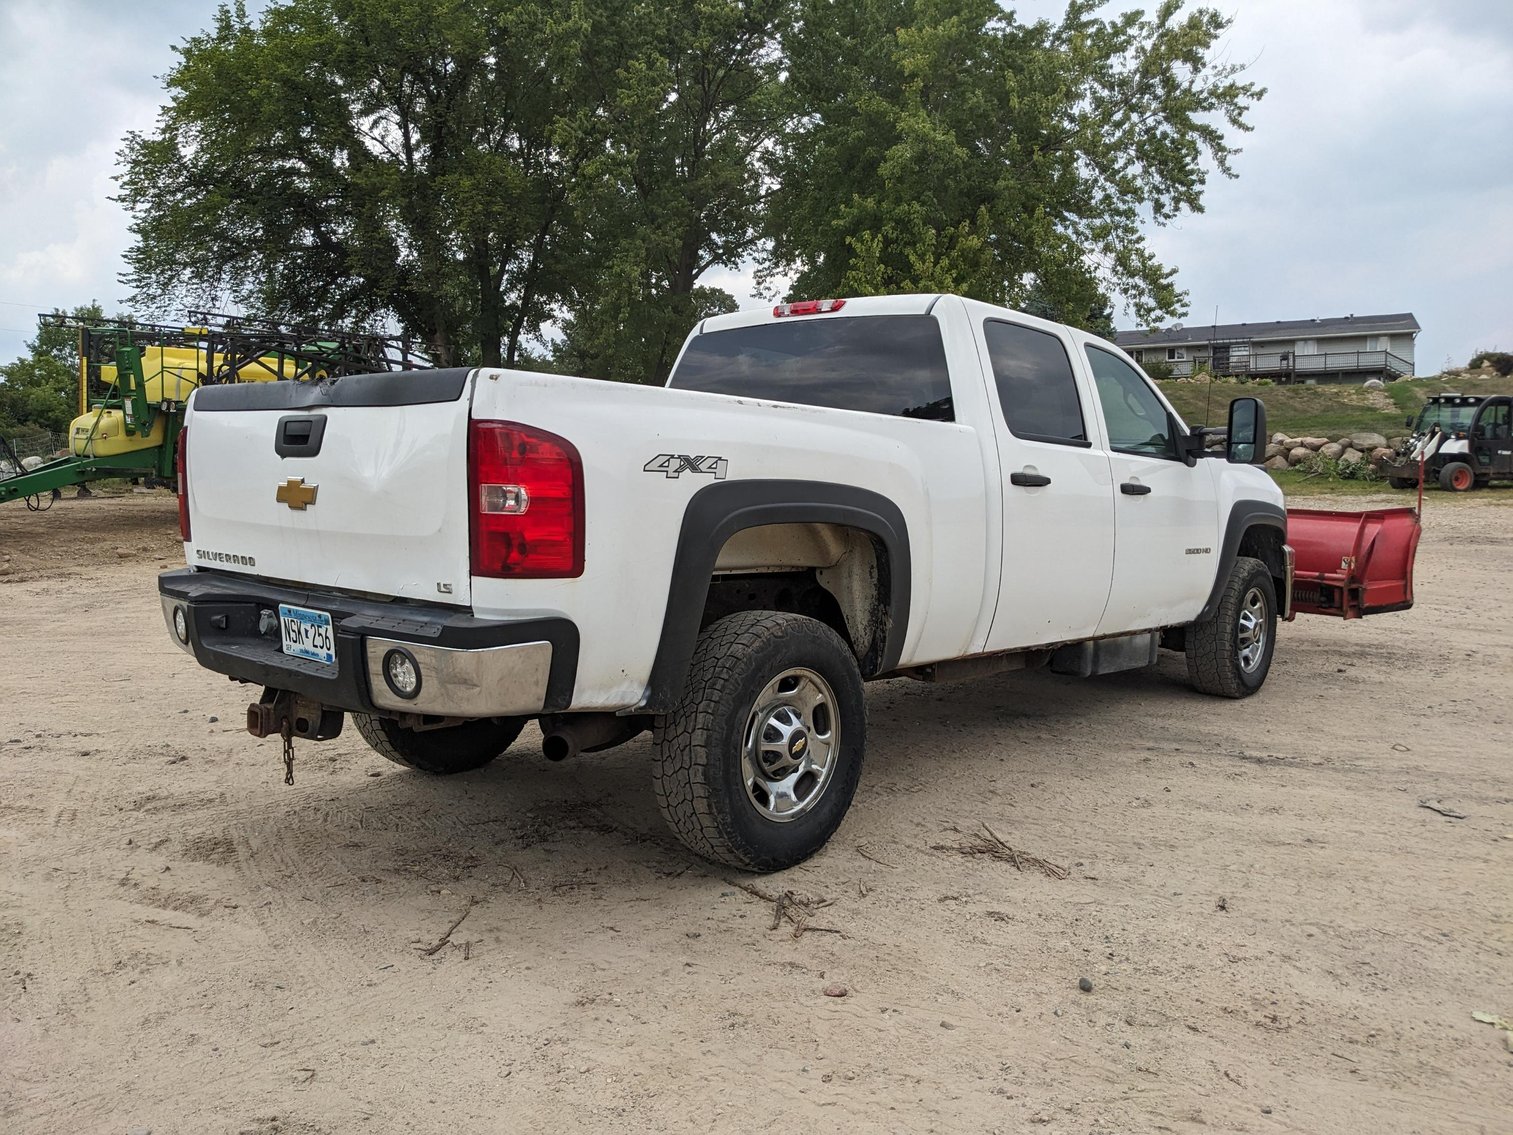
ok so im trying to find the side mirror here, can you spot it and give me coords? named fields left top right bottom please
left=1227, top=396, right=1266, bottom=465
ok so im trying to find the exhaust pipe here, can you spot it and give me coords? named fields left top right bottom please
left=540, top=714, right=647, bottom=761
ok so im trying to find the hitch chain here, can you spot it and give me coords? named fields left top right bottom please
left=281, top=720, right=295, bottom=786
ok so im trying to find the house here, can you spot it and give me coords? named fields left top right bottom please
left=1114, top=312, right=1420, bottom=383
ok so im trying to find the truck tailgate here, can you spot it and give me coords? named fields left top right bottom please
left=1288, top=506, right=1420, bottom=619
left=183, top=370, right=474, bottom=606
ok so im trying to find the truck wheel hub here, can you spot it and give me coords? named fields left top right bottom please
left=742, top=668, right=838, bottom=823
left=1236, top=587, right=1268, bottom=673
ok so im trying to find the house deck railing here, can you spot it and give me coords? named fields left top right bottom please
left=1159, top=350, right=1412, bottom=380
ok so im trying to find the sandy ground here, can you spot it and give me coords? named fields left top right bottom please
left=2, top=490, right=1511, bottom=1134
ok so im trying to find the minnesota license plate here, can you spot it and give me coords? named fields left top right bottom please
left=278, top=603, right=335, bottom=666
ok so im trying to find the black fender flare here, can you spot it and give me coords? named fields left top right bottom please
left=641, top=480, right=912, bottom=713
left=1197, top=502, right=1288, bottom=622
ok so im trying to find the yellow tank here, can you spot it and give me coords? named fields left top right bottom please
left=69, top=407, right=166, bottom=457
left=98, top=345, right=295, bottom=404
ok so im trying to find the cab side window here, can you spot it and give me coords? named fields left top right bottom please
left=1479, top=403, right=1510, bottom=440
left=983, top=320, right=1088, bottom=446
left=1085, top=346, right=1176, bottom=458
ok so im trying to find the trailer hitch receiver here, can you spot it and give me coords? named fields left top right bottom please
left=246, top=688, right=344, bottom=741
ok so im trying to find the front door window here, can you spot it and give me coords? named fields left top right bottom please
left=1085, top=347, right=1176, bottom=458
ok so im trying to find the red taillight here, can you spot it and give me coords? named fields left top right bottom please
left=773, top=298, right=846, bottom=317
left=469, top=421, right=584, bottom=579
left=176, top=427, right=190, bottom=540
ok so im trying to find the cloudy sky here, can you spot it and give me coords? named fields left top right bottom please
left=2, top=0, right=1511, bottom=374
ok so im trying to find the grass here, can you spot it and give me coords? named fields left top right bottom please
left=1163, top=373, right=1513, bottom=438
left=1266, top=469, right=1404, bottom=497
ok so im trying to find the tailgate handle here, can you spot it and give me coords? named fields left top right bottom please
left=275, top=414, right=327, bottom=458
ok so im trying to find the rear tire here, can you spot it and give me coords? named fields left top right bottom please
left=351, top=713, right=525, bottom=774
left=1186, top=556, right=1277, bottom=699
left=1438, top=462, right=1475, bottom=492
left=652, top=611, right=866, bottom=872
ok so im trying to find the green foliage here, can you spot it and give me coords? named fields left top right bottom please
left=1142, top=360, right=1176, bottom=381
left=0, top=305, right=105, bottom=435
left=1296, top=452, right=1380, bottom=482
left=117, top=0, right=1260, bottom=377
left=1165, top=373, right=1513, bottom=437
left=556, top=0, right=794, bottom=383
left=1469, top=350, right=1513, bottom=377
left=1385, top=381, right=1420, bottom=414
left=1266, top=468, right=1393, bottom=497
left=764, top=0, right=1261, bottom=332
left=118, top=0, right=638, bottom=368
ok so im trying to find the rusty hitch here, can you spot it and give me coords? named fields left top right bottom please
left=246, top=688, right=345, bottom=741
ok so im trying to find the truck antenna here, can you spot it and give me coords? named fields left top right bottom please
left=1204, top=306, right=1219, bottom=427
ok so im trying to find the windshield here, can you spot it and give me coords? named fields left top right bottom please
left=668, top=315, right=954, bottom=422
left=1415, top=401, right=1479, bottom=433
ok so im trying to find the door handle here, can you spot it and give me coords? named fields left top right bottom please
left=1010, top=471, right=1052, bottom=487
left=1120, top=482, right=1152, bottom=495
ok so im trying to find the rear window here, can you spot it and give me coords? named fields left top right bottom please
left=668, top=314, right=954, bottom=422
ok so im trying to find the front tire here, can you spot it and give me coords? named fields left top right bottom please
left=1438, top=462, right=1475, bottom=492
left=1186, top=556, right=1277, bottom=699
left=652, top=611, right=866, bottom=872
left=351, top=713, right=525, bottom=774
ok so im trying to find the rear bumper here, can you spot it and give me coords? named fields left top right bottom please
left=158, top=568, right=578, bottom=717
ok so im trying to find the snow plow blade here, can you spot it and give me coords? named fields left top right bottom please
left=1287, top=507, right=1421, bottom=619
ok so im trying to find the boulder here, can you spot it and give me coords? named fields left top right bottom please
left=1289, top=446, right=1311, bottom=465
left=1320, top=442, right=1345, bottom=460
left=1363, top=378, right=1385, bottom=389
left=1335, top=437, right=1351, bottom=449
left=1264, top=443, right=1284, bottom=460
left=1371, top=447, right=1395, bottom=462
left=1301, top=437, right=1329, bottom=450
left=1341, top=447, right=1365, bottom=465
left=1270, top=432, right=1288, bottom=446
left=21, top=455, right=42, bottom=472
left=1264, top=455, right=1290, bottom=471
left=1350, top=431, right=1388, bottom=450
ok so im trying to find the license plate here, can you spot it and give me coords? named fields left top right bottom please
left=278, top=604, right=335, bottom=666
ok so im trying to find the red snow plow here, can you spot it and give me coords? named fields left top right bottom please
left=1287, top=506, right=1421, bottom=619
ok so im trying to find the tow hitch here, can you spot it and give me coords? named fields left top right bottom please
left=246, top=689, right=344, bottom=785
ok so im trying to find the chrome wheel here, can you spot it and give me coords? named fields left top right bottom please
left=741, top=667, right=839, bottom=823
left=1236, top=586, right=1269, bottom=673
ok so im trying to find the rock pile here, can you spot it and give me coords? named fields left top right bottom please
left=1263, top=431, right=1400, bottom=472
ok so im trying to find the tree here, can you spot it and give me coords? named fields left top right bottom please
left=764, top=0, right=1262, bottom=330
left=0, top=304, right=104, bottom=437
left=117, top=0, right=630, bottom=368
left=556, top=0, right=793, bottom=384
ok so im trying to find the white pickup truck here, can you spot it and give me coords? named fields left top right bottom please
left=159, top=294, right=1419, bottom=871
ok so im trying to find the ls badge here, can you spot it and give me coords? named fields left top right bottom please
left=276, top=477, right=319, bottom=510
left=643, top=454, right=728, bottom=480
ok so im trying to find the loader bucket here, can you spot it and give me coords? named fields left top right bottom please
left=1287, top=507, right=1421, bottom=619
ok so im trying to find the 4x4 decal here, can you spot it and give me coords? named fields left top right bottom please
left=643, top=454, right=729, bottom=480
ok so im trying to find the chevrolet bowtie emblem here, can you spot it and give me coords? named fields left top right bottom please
left=275, top=477, right=319, bottom=510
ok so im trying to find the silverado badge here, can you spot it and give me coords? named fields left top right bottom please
left=276, top=477, right=319, bottom=510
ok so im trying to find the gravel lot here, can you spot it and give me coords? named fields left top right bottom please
left=3, top=490, right=1511, bottom=1134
